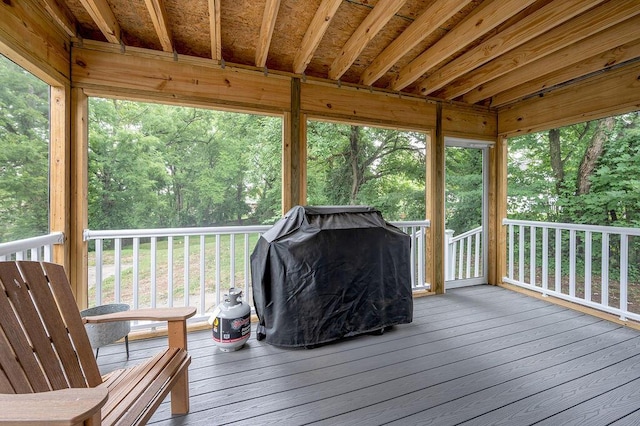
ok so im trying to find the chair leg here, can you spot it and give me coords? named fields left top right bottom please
left=125, top=335, right=129, bottom=359
left=95, top=347, right=99, bottom=358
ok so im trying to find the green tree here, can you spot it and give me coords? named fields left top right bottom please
left=0, top=55, right=49, bottom=242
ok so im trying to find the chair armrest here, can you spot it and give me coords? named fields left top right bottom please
left=0, top=387, right=108, bottom=425
left=82, top=307, right=196, bottom=323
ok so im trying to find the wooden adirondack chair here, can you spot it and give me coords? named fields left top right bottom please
left=0, top=260, right=196, bottom=425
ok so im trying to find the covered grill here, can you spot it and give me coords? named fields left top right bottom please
left=251, top=206, right=413, bottom=347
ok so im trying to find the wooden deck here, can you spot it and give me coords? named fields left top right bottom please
left=96, top=285, right=640, bottom=425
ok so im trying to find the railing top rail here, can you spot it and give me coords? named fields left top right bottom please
left=390, top=220, right=431, bottom=228
left=84, top=220, right=430, bottom=240
left=503, top=218, right=640, bottom=236
left=0, top=232, right=65, bottom=256
left=449, top=226, right=482, bottom=242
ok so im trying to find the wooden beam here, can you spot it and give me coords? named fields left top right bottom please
left=256, top=0, right=281, bottom=68
left=78, top=0, right=121, bottom=44
left=389, top=0, right=535, bottom=91
left=39, top=0, right=77, bottom=37
left=464, top=16, right=640, bottom=105
left=360, top=0, right=471, bottom=86
left=144, top=0, right=173, bottom=53
left=327, top=0, right=407, bottom=81
left=492, top=38, right=640, bottom=108
left=0, top=0, right=70, bottom=85
left=489, top=135, right=507, bottom=285
left=72, top=44, right=291, bottom=112
left=50, top=84, right=71, bottom=271
left=433, top=103, right=445, bottom=294
left=208, top=0, right=222, bottom=62
left=301, top=82, right=437, bottom=130
left=442, top=103, right=497, bottom=140
left=424, top=130, right=436, bottom=291
left=282, top=78, right=306, bottom=212
left=441, top=0, right=640, bottom=100
left=418, top=0, right=604, bottom=96
left=70, top=88, right=89, bottom=308
left=292, top=0, right=342, bottom=74
left=498, top=61, right=640, bottom=137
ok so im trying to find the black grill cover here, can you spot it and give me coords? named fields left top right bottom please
left=251, top=205, right=413, bottom=347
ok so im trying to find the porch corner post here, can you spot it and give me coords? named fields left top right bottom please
left=432, top=102, right=445, bottom=294
left=50, top=84, right=71, bottom=271
left=282, top=77, right=306, bottom=213
left=70, top=87, right=89, bottom=309
left=489, top=135, right=508, bottom=285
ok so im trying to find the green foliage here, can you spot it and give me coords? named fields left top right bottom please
left=445, top=147, right=483, bottom=234
left=306, top=121, right=426, bottom=221
left=0, top=55, right=50, bottom=242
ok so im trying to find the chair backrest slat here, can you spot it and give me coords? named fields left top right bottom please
left=0, top=261, right=102, bottom=394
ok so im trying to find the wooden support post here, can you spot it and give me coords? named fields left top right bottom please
left=70, top=88, right=89, bottom=308
left=282, top=77, right=306, bottom=213
left=432, top=103, right=446, bottom=294
left=490, top=135, right=508, bottom=285
left=424, top=130, right=435, bottom=290
left=50, top=84, right=71, bottom=270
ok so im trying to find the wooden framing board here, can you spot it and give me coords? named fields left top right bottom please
left=489, top=136, right=508, bottom=286
left=432, top=104, right=445, bottom=294
left=282, top=78, right=307, bottom=212
left=498, top=60, right=640, bottom=137
left=71, top=44, right=291, bottom=112
left=0, top=0, right=70, bottom=85
left=301, top=82, right=438, bottom=130
left=442, top=103, right=496, bottom=140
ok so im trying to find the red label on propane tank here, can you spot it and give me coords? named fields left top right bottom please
left=212, top=313, right=251, bottom=343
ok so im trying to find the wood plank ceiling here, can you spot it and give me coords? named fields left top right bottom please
left=44, top=0, right=640, bottom=108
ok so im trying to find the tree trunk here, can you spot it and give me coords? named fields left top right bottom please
left=576, top=117, right=615, bottom=195
left=548, top=128, right=564, bottom=194
left=349, top=126, right=362, bottom=204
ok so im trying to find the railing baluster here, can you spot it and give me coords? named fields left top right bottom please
left=542, top=227, right=548, bottom=295
left=244, top=233, right=250, bottom=297
left=602, top=232, right=609, bottom=307
left=518, top=225, right=525, bottom=283
left=584, top=231, right=592, bottom=301
left=115, top=238, right=122, bottom=303
left=418, top=225, right=425, bottom=287
left=200, top=235, right=206, bottom=315
left=168, top=236, right=174, bottom=307
left=95, top=239, right=103, bottom=306
left=474, top=231, right=480, bottom=278
left=410, top=227, right=416, bottom=287
left=530, top=226, right=536, bottom=286
left=151, top=236, right=157, bottom=308
left=508, top=224, right=514, bottom=279
left=230, top=234, right=236, bottom=289
left=620, top=234, right=628, bottom=320
left=555, top=229, right=561, bottom=293
left=133, top=237, right=140, bottom=309
left=215, top=234, right=221, bottom=306
left=183, top=235, right=190, bottom=308
left=569, top=229, right=576, bottom=297
left=465, top=235, right=471, bottom=279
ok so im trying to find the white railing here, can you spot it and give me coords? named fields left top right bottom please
left=0, top=232, right=65, bottom=261
left=503, top=219, right=640, bottom=322
left=84, top=221, right=430, bottom=325
left=445, top=226, right=483, bottom=281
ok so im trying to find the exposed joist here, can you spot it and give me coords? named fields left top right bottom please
left=464, top=16, right=640, bottom=105
left=256, top=0, right=281, bottom=68
left=440, top=0, right=640, bottom=100
left=327, top=0, right=407, bottom=81
left=492, top=38, right=640, bottom=108
left=418, top=0, right=605, bottom=96
left=78, top=0, right=121, bottom=44
left=360, top=0, right=472, bottom=87
left=39, top=0, right=77, bottom=37
left=389, top=0, right=536, bottom=91
left=208, top=0, right=221, bottom=62
left=292, top=0, right=342, bottom=74
left=144, top=0, right=173, bottom=53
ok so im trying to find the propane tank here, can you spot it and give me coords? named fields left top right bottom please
left=209, top=288, right=251, bottom=352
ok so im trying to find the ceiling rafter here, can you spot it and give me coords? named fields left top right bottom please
left=256, top=0, right=281, bottom=68
left=144, top=0, right=173, bottom=53
left=464, top=16, right=640, bottom=105
left=292, top=0, right=342, bottom=74
left=39, top=0, right=77, bottom=37
left=359, top=0, right=472, bottom=87
left=208, top=0, right=222, bottom=62
left=78, top=0, right=121, bottom=44
left=418, top=0, right=606, bottom=96
left=328, top=0, right=407, bottom=81
left=389, top=0, right=537, bottom=92
left=440, top=0, right=640, bottom=101
left=492, top=38, right=640, bottom=108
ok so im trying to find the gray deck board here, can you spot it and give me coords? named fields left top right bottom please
left=95, top=285, right=640, bottom=425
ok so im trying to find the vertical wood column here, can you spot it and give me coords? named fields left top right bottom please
left=50, top=84, right=71, bottom=271
left=70, top=88, right=89, bottom=308
left=489, top=135, right=508, bottom=285
left=432, top=103, right=446, bottom=294
left=424, top=130, right=435, bottom=291
left=282, top=77, right=306, bottom=212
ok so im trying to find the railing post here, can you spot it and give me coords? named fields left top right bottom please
left=444, top=229, right=454, bottom=281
